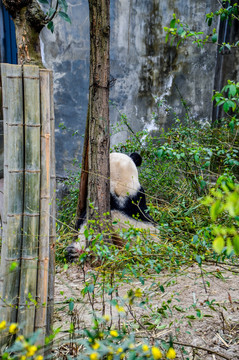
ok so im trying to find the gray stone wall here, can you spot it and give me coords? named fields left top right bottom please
left=40, top=0, right=221, bottom=177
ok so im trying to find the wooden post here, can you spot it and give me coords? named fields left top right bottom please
left=0, top=64, right=24, bottom=325
left=17, top=65, right=40, bottom=334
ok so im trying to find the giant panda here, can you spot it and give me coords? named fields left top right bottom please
left=66, top=152, right=158, bottom=261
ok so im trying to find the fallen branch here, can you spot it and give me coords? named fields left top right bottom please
left=172, top=341, right=232, bottom=360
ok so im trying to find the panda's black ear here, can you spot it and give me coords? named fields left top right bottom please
left=130, top=152, right=142, bottom=167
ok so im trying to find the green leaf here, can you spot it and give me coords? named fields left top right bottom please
left=211, top=33, right=218, bottom=43
left=213, top=236, right=225, bottom=253
left=194, top=153, right=200, bottom=163
left=233, top=235, right=239, bottom=255
left=9, top=262, right=18, bottom=272
left=47, top=21, right=54, bottom=33
left=157, top=149, right=164, bottom=158
left=196, top=255, right=202, bottom=265
left=223, top=100, right=236, bottom=112
left=38, top=0, right=49, bottom=3
left=226, top=238, right=233, bottom=255
left=165, top=32, right=169, bottom=43
left=228, top=84, right=237, bottom=97
left=69, top=301, right=74, bottom=312
left=207, top=17, right=212, bottom=26
left=59, top=0, right=68, bottom=12
left=210, top=199, right=221, bottom=221
left=170, top=18, right=176, bottom=28
left=186, top=315, right=196, bottom=319
left=58, top=11, right=72, bottom=24
left=48, top=7, right=55, bottom=19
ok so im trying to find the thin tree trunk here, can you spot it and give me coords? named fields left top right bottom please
left=76, top=0, right=111, bottom=242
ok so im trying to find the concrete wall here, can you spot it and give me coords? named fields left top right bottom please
left=38, top=0, right=220, bottom=176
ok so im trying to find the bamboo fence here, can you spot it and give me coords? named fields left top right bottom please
left=0, top=64, right=56, bottom=345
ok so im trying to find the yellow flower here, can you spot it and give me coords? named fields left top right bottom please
left=36, top=356, right=44, bottom=360
left=166, top=347, right=176, bottom=359
left=115, top=304, right=125, bottom=313
left=92, top=342, right=100, bottom=350
left=16, top=335, right=24, bottom=341
left=0, top=321, right=6, bottom=330
left=20, top=356, right=26, bottom=360
left=26, top=345, right=37, bottom=357
left=142, top=344, right=149, bottom=352
left=9, top=323, right=18, bottom=334
left=120, top=354, right=125, bottom=359
left=117, top=347, right=123, bottom=354
left=135, top=288, right=142, bottom=297
left=110, top=330, right=118, bottom=337
left=108, top=346, right=114, bottom=354
left=129, top=343, right=135, bottom=349
left=152, top=346, right=163, bottom=359
left=90, top=352, right=99, bottom=360
left=103, top=314, right=111, bottom=321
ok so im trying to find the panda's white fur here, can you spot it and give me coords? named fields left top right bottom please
left=66, top=152, right=158, bottom=261
left=69, top=209, right=158, bottom=257
left=110, top=152, right=140, bottom=198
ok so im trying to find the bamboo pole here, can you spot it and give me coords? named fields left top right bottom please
left=35, top=70, right=51, bottom=341
left=46, top=70, right=56, bottom=336
left=17, top=65, right=40, bottom=334
left=0, top=64, right=9, bottom=301
left=0, top=64, right=24, bottom=325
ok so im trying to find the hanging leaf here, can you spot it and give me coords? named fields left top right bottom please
left=211, top=33, right=218, bottom=43
left=47, top=21, right=54, bottom=33
left=58, top=11, right=72, bottom=24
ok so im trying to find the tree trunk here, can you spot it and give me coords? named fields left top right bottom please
left=76, top=0, right=111, bottom=243
left=3, top=0, right=45, bottom=66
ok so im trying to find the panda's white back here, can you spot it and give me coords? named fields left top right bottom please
left=110, top=153, right=140, bottom=197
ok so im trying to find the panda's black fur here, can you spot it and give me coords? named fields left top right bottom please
left=66, top=152, right=157, bottom=261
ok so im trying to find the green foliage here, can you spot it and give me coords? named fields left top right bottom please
left=203, top=182, right=239, bottom=254
left=38, top=0, right=71, bottom=33
left=164, top=1, right=239, bottom=52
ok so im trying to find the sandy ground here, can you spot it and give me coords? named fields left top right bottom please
left=54, top=263, right=239, bottom=359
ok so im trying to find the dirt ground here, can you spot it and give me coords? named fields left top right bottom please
left=54, top=263, right=239, bottom=360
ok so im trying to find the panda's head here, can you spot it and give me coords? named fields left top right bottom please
left=110, top=152, right=141, bottom=198
left=110, top=152, right=154, bottom=223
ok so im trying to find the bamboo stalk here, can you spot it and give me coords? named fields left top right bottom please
left=46, top=70, right=56, bottom=336
left=0, top=64, right=24, bottom=326
left=35, top=70, right=51, bottom=341
left=17, top=65, right=40, bottom=334
left=0, top=64, right=8, bottom=302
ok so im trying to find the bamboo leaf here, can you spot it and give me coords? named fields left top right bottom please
left=213, top=236, right=225, bottom=253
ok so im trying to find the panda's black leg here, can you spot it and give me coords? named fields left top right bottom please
left=65, top=211, right=87, bottom=262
